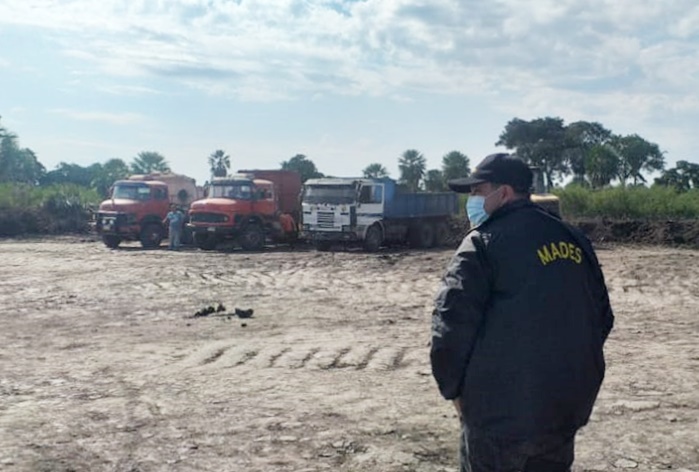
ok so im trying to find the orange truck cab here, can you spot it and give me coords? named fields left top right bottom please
left=94, top=173, right=201, bottom=249
left=187, top=170, right=301, bottom=251
left=95, top=180, right=170, bottom=248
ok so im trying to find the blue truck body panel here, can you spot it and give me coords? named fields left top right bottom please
left=385, top=192, right=459, bottom=218
left=373, top=178, right=458, bottom=219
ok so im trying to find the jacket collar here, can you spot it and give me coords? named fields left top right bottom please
left=482, top=198, right=534, bottom=226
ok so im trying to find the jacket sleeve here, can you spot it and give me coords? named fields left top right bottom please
left=589, top=245, right=614, bottom=342
left=430, top=232, right=492, bottom=400
left=600, top=291, right=614, bottom=342
left=561, top=222, right=615, bottom=344
left=576, top=232, right=614, bottom=343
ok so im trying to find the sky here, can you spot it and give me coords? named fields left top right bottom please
left=2, top=0, right=699, bottom=186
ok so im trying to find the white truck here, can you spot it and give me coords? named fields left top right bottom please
left=301, top=177, right=458, bottom=251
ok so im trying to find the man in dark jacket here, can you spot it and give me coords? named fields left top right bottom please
left=431, top=153, right=614, bottom=472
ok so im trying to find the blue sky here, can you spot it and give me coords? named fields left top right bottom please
left=2, top=0, right=699, bottom=186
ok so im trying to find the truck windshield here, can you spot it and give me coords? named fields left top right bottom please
left=112, top=184, right=151, bottom=201
left=303, top=185, right=356, bottom=205
left=210, top=183, right=253, bottom=200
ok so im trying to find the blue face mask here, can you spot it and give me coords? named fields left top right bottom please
left=466, top=196, right=488, bottom=227
left=466, top=187, right=501, bottom=227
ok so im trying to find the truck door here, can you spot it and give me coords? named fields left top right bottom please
left=151, top=185, right=169, bottom=215
left=357, top=183, right=385, bottom=225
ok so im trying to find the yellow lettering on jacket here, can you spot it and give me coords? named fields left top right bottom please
left=537, top=246, right=553, bottom=265
left=549, top=242, right=562, bottom=260
left=537, top=241, right=584, bottom=266
left=558, top=242, right=570, bottom=258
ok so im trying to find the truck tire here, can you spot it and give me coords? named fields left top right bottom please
left=240, top=224, right=265, bottom=251
left=140, top=223, right=164, bottom=249
left=363, top=224, right=383, bottom=252
left=315, top=241, right=332, bottom=252
left=102, top=235, right=121, bottom=249
left=194, top=233, right=217, bottom=251
left=409, top=222, right=435, bottom=249
left=434, top=221, right=450, bottom=247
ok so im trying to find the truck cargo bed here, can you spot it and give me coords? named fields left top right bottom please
left=384, top=192, right=458, bottom=219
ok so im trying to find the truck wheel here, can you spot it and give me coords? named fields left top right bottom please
left=240, top=224, right=265, bottom=251
left=140, top=224, right=164, bottom=248
left=434, top=221, right=450, bottom=247
left=102, top=235, right=121, bottom=249
left=315, top=241, right=332, bottom=252
left=409, top=222, right=435, bottom=249
left=194, top=233, right=217, bottom=251
left=363, top=225, right=383, bottom=252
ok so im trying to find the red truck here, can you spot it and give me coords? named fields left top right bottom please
left=95, top=173, right=201, bottom=249
left=187, top=169, right=302, bottom=251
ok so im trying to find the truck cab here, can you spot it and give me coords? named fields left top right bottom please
left=301, top=178, right=361, bottom=236
left=188, top=171, right=300, bottom=251
left=94, top=173, right=201, bottom=249
left=95, top=180, right=170, bottom=248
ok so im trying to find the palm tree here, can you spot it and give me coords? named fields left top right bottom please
left=441, top=151, right=470, bottom=182
left=130, top=151, right=170, bottom=174
left=398, top=149, right=426, bottom=192
left=362, top=163, right=389, bottom=178
left=208, top=149, right=231, bottom=178
left=424, top=169, right=446, bottom=192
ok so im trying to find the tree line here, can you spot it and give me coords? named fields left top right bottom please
left=1, top=119, right=174, bottom=197
left=2, top=115, right=698, bottom=200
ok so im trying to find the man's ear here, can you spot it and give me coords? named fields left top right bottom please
left=502, top=185, right=517, bottom=202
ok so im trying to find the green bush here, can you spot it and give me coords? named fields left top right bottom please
left=449, top=185, right=699, bottom=221
left=554, top=185, right=699, bottom=219
left=0, top=183, right=101, bottom=236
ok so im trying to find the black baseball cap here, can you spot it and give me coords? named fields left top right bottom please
left=447, top=153, right=533, bottom=193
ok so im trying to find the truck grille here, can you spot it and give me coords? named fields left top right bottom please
left=190, top=212, right=227, bottom=224
left=316, top=211, right=335, bottom=228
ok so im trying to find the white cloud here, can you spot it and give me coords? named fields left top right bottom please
left=3, top=0, right=699, bottom=173
left=97, top=84, right=164, bottom=96
left=2, top=0, right=696, bottom=105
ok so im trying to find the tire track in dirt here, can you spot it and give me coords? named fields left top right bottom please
left=172, top=342, right=423, bottom=372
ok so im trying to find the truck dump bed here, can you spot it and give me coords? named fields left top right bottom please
left=238, top=169, right=302, bottom=215
left=384, top=192, right=459, bottom=219
left=128, top=173, right=201, bottom=205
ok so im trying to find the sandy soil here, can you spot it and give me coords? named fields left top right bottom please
left=0, top=238, right=698, bottom=472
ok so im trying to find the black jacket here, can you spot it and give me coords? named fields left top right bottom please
left=431, top=199, right=614, bottom=440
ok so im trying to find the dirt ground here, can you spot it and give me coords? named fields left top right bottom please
left=1, top=237, right=698, bottom=472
